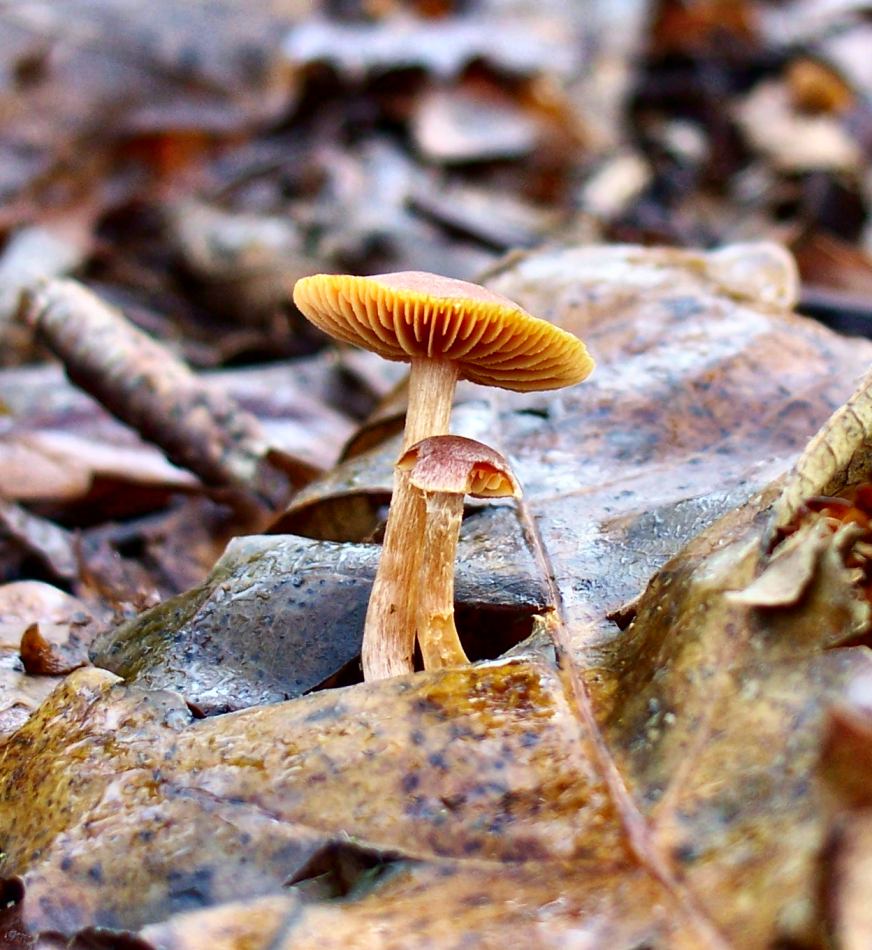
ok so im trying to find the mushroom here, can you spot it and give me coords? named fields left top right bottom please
left=292, top=271, right=593, bottom=680
left=397, top=435, right=520, bottom=671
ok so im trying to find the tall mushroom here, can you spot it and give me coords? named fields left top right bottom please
left=397, top=435, right=520, bottom=671
left=292, top=271, right=593, bottom=680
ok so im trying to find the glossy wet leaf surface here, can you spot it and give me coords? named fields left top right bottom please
left=91, top=508, right=547, bottom=713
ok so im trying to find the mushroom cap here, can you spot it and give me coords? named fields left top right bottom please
left=292, top=271, right=593, bottom=392
left=397, top=435, right=520, bottom=498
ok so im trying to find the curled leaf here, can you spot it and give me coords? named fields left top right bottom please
left=20, top=623, right=88, bottom=677
left=768, top=367, right=872, bottom=542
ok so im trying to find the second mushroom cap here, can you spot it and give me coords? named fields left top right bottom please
left=397, top=435, right=520, bottom=499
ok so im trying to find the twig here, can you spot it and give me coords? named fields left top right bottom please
left=25, top=279, right=305, bottom=513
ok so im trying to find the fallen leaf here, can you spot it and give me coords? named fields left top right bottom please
left=0, top=581, right=99, bottom=656
left=0, top=220, right=92, bottom=361
left=19, top=624, right=88, bottom=676
left=0, top=0, right=312, bottom=214
left=283, top=12, right=581, bottom=83
left=90, top=508, right=549, bottom=713
left=728, top=517, right=868, bottom=639
left=0, top=581, right=98, bottom=738
left=736, top=79, right=862, bottom=173
left=0, top=356, right=355, bottom=510
left=0, top=499, right=81, bottom=580
left=26, top=279, right=310, bottom=513
left=137, top=895, right=297, bottom=950
left=768, top=364, right=872, bottom=538
left=0, top=660, right=632, bottom=937
left=408, top=178, right=560, bottom=251
left=0, top=363, right=197, bottom=505
left=168, top=201, right=319, bottom=324
left=412, top=84, right=544, bottom=164
left=820, top=672, right=872, bottom=948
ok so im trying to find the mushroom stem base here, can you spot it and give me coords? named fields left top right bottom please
left=361, top=467, right=424, bottom=679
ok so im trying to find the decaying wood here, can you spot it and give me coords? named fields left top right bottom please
left=25, top=279, right=309, bottom=514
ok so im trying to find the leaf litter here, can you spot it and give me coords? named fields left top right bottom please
left=0, top=242, right=871, bottom=946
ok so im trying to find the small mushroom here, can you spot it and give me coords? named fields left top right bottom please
left=293, top=271, right=593, bottom=680
left=397, top=435, right=520, bottom=671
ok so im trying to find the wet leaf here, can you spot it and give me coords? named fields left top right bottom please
left=599, top=508, right=872, bottom=943
left=137, top=895, right=297, bottom=950
left=0, top=659, right=629, bottom=937
left=7, top=0, right=872, bottom=940
left=91, top=508, right=548, bottom=713
left=136, top=864, right=689, bottom=950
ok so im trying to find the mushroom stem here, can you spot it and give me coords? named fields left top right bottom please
left=361, top=358, right=459, bottom=680
left=417, top=491, right=468, bottom=669
left=403, top=359, right=460, bottom=448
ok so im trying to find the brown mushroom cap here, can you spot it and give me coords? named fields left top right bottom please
left=397, top=435, right=520, bottom=498
left=293, top=271, right=594, bottom=391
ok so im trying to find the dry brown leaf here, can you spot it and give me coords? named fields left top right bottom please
left=0, top=581, right=97, bottom=739
left=0, top=364, right=197, bottom=505
left=0, top=500, right=81, bottom=581
left=0, top=220, right=92, bottom=362
left=283, top=11, right=582, bottom=83
left=820, top=674, right=872, bottom=948
left=0, top=0, right=312, bottom=218
left=736, top=79, right=862, bottom=173
left=0, top=582, right=98, bottom=658
left=412, top=84, right=543, bottom=164
left=168, top=201, right=320, bottom=325
left=0, top=348, right=356, bottom=512
left=769, top=366, right=872, bottom=537
left=19, top=624, right=88, bottom=677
